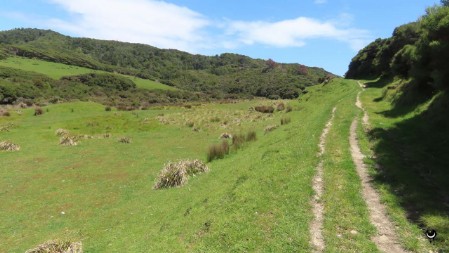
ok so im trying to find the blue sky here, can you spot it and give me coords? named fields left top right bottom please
left=0, top=0, right=440, bottom=75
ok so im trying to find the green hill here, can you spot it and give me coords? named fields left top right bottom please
left=346, top=2, right=449, bottom=250
left=0, top=28, right=334, bottom=100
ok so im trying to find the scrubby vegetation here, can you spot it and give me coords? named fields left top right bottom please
left=0, top=28, right=334, bottom=100
left=153, top=159, right=209, bottom=189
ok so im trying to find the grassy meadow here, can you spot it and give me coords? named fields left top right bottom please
left=0, top=57, right=177, bottom=91
left=0, top=78, right=360, bottom=252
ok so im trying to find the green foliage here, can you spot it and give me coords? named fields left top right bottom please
left=348, top=4, right=449, bottom=95
left=0, top=28, right=334, bottom=99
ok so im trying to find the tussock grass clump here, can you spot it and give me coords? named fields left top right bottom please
left=0, top=123, right=15, bottom=132
left=1, top=111, right=11, bottom=117
left=118, top=137, right=131, bottom=143
left=55, top=128, right=69, bottom=137
left=60, top=136, right=78, bottom=146
left=25, top=240, right=83, bottom=253
left=103, top=133, right=112, bottom=138
left=286, top=105, right=293, bottom=112
left=264, top=125, right=278, bottom=133
left=219, top=132, right=232, bottom=139
left=232, top=133, right=246, bottom=150
left=0, top=141, right=20, bottom=151
left=207, top=141, right=230, bottom=162
left=34, top=107, right=44, bottom=116
left=276, top=102, right=285, bottom=111
left=105, top=106, right=112, bottom=111
left=246, top=130, right=257, bottom=142
left=153, top=159, right=209, bottom=189
left=255, top=105, right=274, bottom=113
left=281, top=117, right=291, bottom=125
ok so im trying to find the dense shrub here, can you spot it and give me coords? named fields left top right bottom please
left=276, top=102, right=285, bottom=111
left=34, top=107, right=44, bottom=116
left=255, top=105, right=274, bottom=113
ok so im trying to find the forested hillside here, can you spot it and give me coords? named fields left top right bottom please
left=0, top=28, right=333, bottom=100
left=346, top=2, right=449, bottom=250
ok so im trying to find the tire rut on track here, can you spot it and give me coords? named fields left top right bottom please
left=310, top=107, right=336, bottom=253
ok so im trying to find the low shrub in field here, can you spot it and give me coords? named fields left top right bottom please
left=118, top=137, right=131, bottom=143
left=286, top=105, right=293, bottom=112
left=255, top=105, right=274, bottom=113
left=246, top=130, right=257, bottom=142
left=34, top=107, right=44, bottom=116
left=0, top=141, right=20, bottom=151
left=276, top=102, right=285, bottom=111
left=55, top=128, right=69, bottom=137
left=60, top=136, right=78, bottom=146
left=232, top=133, right=246, bottom=150
left=265, top=125, right=278, bottom=133
left=207, top=141, right=230, bottom=162
left=281, top=117, right=291, bottom=125
left=153, top=159, right=209, bottom=189
left=25, top=240, right=83, bottom=253
left=105, top=106, right=112, bottom=111
left=1, top=111, right=11, bottom=117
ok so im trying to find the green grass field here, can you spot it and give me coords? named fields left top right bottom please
left=0, top=78, right=361, bottom=252
left=0, top=57, right=177, bottom=91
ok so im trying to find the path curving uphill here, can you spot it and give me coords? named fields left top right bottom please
left=310, top=107, right=337, bottom=253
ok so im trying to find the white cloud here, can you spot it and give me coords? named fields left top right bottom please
left=46, top=0, right=210, bottom=52
left=314, top=0, right=328, bottom=4
left=227, top=17, right=371, bottom=51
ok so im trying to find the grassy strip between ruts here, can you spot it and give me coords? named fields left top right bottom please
left=320, top=80, right=379, bottom=252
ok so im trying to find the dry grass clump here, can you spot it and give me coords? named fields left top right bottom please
left=34, top=107, right=44, bottom=116
left=153, top=159, right=209, bottom=189
left=246, top=130, right=257, bottom=142
left=207, top=141, right=230, bottom=162
left=280, top=117, right=291, bottom=125
left=276, top=102, right=285, bottom=111
left=264, top=125, right=278, bottom=133
left=0, top=123, right=15, bottom=132
left=60, top=136, right=78, bottom=146
left=0, top=141, right=20, bottom=151
left=1, top=111, right=11, bottom=117
left=255, top=105, right=274, bottom=113
left=118, top=137, right=131, bottom=143
left=55, top=128, right=69, bottom=137
left=103, top=133, right=112, bottom=138
left=286, top=105, right=293, bottom=112
left=25, top=240, right=83, bottom=253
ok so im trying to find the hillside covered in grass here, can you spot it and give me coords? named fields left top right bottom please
left=0, top=28, right=334, bottom=100
left=346, top=1, right=449, bottom=250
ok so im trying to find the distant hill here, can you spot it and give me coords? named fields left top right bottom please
left=0, top=28, right=334, bottom=100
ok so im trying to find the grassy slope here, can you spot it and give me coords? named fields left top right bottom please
left=1, top=79, right=364, bottom=252
left=357, top=78, right=448, bottom=252
left=0, top=57, right=177, bottom=91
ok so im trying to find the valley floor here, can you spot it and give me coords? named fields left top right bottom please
left=1, top=78, right=441, bottom=252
